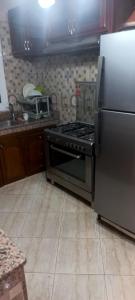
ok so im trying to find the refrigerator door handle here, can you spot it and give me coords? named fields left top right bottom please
left=95, top=56, right=104, bottom=157
left=95, top=56, right=104, bottom=109
left=95, top=110, right=102, bottom=157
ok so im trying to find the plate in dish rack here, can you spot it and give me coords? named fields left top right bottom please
left=23, top=83, right=35, bottom=98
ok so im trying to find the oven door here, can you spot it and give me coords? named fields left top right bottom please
left=47, top=143, right=92, bottom=192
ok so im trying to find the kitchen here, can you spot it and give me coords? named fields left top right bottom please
left=1, top=0, right=135, bottom=299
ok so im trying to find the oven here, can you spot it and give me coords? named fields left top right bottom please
left=45, top=138, right=95, bottom=202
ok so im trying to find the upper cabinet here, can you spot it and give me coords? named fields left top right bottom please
left=8, top=0, right=135, bottom=58
left=46, top=1, right=69, bottom=42
left=46, top=0, right=108, bottom=42
left=8, top=6, right=46, bottom=57
left=68, top=0, right=108, bottom=37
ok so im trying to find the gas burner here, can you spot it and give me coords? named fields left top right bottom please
left=82, top=133, right=95, bottom=141
left=52, top=122, right=83, bottom=134
left=52, top=122, right=94, bottom=141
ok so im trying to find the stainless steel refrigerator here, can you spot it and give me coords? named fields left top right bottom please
left=95, top=30, right=135, bottom=235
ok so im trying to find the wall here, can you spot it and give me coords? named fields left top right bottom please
left=0, top=0, right=98, bottom=121
left=0, top=1, right=39, bottom=110
left=35, top=54, right=98, bottom=121
left=0, top=22, right=38, bottom=101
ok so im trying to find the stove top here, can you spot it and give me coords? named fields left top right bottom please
left=52, top=122, right=94, bottom=141
left=45, top=122, right=95, bottom=156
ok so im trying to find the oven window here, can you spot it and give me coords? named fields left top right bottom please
left=50, top=145, right=86, bottom=182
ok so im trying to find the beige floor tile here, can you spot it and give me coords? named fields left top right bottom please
left=2, top=182, right=25, bottom=195
left=98, top=221, right=125, bottom=239
left=26, top=273, right=54, bottom=300
left=41, top=189, right=65, bottom=211
left=20, top=213, right=42, bottom=237
left=105, top=275, right=135, bottom=300
left=41, top=213, right=61, bottom=238
left=0, top=213, right=9, bottom=228
left=34, top=238, right=58, bottom=273
left=38, top=180, right=56, bottom=195
left=21, top=212, right=61, bottom=238
left=15, top=237, right=58, bottom=273
left=60, top=212, right=99, bottom=238
left=56, top=238, right=104, bottom=274
left=31, top=192, right=65, bottom=213
left=101, top=238, right=135, bottom=275
left=52, top=274, right=107, bottom=300
left=0, top=195, right=18, bottom=212
left=2, top=213, right=26, bottom=237
left=22, top=182, right=41, bottom=195
left=20, top=173, right=46, bottom=195
left=63, top=193, right=91, bottom=212
left=13, top=195, right=34, bottom=212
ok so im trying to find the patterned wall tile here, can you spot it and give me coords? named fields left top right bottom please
left=0, top=21, right=39, bottom=101
left=0, top=20, right=98, bottom=122
left=35, top=54, right=98, bottom=122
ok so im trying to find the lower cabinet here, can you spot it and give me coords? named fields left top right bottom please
left=0, top=135, right=25, bottom=184
left=0, top=127, right=47, bottom=186
left=0, top=153, right=4, bottom=187
left=22, top=130, right=45, bottom=176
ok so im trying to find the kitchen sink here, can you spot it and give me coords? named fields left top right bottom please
left=0, top=119, right=25, bottom=129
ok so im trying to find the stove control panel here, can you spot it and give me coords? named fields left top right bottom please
left=46, top=133, right=94, bottom=156
left=64, top=141, right=84, bottom=153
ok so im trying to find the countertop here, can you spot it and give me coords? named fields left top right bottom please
left=0, top=116, right=59, bottom=136
left=0, top=229, right=26, bottom=281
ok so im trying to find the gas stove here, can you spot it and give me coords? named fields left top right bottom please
left=51, top=122, right=94, bottom=137
left=45, top=122, right=95, bottom=202
left=45, top=122, right=95, bottom=156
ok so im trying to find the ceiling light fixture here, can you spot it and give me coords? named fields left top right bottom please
left=38, top=0, right=55, bottom=8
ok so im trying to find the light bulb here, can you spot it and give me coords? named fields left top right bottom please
left=38, top=0, right=55, bottom=8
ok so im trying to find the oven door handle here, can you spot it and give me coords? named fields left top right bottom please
left=50, top=145, right=81, bottom=159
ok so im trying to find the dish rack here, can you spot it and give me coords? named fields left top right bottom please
left=18, top=96, right=50, bottom=120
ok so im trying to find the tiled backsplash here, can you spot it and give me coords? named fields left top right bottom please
left=35, top=54, right=98, bottom=122
left=0, top=20, right=98, bottom=122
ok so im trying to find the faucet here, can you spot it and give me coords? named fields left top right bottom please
left=9, top=103, right=16, bottom=121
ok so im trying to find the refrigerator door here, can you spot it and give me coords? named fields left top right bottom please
left=95, top=110, right=135, bottom=233
left=100, top=30, right=135, bottom=112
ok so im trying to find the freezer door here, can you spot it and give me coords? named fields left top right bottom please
left=95, top=110, right=135, bottom=233
left=100, top=30, right=135, bottom=112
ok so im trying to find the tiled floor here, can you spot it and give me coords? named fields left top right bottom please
left=0, top=172, right=135, bottom=299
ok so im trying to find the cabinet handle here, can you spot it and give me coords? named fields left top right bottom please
left=68, top=23, right=72, bottom=35
left=24, top=40, right=27, bottom=51
left=0, top=144, right=4, bottom=150
left=27, top=41, right=30, bottom=51
left=39, top=135, right=43, bottom=140
left=68, top=22, right=76, bottom=35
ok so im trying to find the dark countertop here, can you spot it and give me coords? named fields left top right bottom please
left=0, top=229, right=26, bottom=281
left=0, top=116, right=59, bottom=136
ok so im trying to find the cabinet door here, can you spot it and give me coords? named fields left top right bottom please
left=8, top=8, right=28, bottom=56
left=26, top=24, right=45, bottom=56
left=8, top=6, right=45, bottom=57
left=24, top=132, right=45, bottom=176
left=8, top=22, right=27, bottom=56
left=47, top=1, right=69, bottom=42
left=0, top=136, right=25, bottom=184
left=0, top=150, right=4, bottom=187
left=70, top=0, right=108, bottom=36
